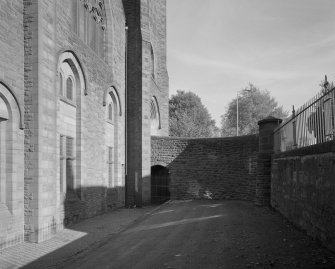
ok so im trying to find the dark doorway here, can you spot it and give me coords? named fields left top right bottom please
left=151, top=165, right=170, bottom=204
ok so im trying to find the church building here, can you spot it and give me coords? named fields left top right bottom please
left=0, top=0, right=168, bottom=249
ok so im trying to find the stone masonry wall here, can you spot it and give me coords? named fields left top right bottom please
left=24, top=0, right=126, bottom=243
left=142, top=0, right=169, bottom=204
left=151, top=136, right=259, bottom=201
left=123, top=0, right=143, bottom=206
left=271, top=141, right=335, bottom=252
left=0, top=0, right=25, bottom=250
left=124, top=0, right=168, bottom=206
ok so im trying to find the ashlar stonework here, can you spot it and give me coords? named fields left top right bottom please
left=0, top=0, right=168, bottom=250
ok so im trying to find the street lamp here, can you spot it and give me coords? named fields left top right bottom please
left=236, top=93, right=239, bottom=136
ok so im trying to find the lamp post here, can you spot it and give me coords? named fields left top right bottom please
left=236, top=93, right=239, bottom=136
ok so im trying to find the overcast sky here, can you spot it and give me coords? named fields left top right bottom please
left=166, top=0, right=335, bottom=125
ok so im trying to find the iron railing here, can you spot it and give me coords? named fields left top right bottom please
left=274, top=83, right=335, bottom=153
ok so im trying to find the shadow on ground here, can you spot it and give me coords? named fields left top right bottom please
left=17, top=200, right=335, bottom=269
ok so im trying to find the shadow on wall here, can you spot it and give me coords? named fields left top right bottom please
left=19, top=186, right=126, bottom=268
left=63, top=186, right=125, bottom=226
left=151, top=135, right=259, bottom=202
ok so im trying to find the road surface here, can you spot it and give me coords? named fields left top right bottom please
left=47, top=200, right=335, bottom=269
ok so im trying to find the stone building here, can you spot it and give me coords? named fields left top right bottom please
left=0, top=0, right=168, bottom=250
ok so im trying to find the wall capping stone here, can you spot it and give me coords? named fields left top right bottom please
left=274, top=140, right=335, bottom=158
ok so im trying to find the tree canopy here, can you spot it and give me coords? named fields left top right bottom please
left=169, top=90, right=219, bottom=137
left=221, top=84, right=288, bottom=137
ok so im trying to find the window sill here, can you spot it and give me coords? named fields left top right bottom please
left=60, top=96, right=77, bottom=108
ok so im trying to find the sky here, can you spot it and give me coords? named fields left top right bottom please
left=166, top=0, right=335, bottom=126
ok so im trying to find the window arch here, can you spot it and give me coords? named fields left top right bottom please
left=103, top=86, right=122, bottom=116
left=105, top=90, right=119, bottom=124
left=72, top=0, right=107, bottom=60
left=150, top=97, right=161, bottom=135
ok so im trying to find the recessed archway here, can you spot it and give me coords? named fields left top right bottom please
left=151, top=165, right=170, bottom=204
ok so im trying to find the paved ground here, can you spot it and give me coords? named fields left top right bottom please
left=0, top=206, right=157, bottom=269
left=1, top=200, right=335, bottom=269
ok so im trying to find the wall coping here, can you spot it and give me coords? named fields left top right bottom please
left=258, top=116, right=282, bottom=126
left=274, top=140, right=335, bottom=158
left=151, top=134, right=259, bottom=142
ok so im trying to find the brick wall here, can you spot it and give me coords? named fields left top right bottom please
left=271, top=141, right=335, bottom=252
left=151, top=135, right=259, bottom=201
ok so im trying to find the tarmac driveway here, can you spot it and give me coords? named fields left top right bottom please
left=44, top=200, right=335, bottom=269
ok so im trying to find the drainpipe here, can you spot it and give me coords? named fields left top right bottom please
left=124, top=22, right=128, bottom=206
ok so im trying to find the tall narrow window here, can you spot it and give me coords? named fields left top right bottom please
left=108, top=147, right=114, bottom=187
left=99, top=26, right=105, bottom=59
left=96, top=23, right=100, bottom=56
left=150, top=45, right=155, bottom=79
left=89, top=16, right=96, bottom=51
left=0, top=97, right=8, bottom=204
left=150, top=97, right=160, bottom=135
left=66, top=136, right=75, bottom=190
left=66, top=77, right=73, bottom=101
left=72, top=0, right=78, bottom=33
left=60, top=135, right=65, bottom=193
left=108, top=103, right=113, bottom=122
left=0, top=120, right=6, bottom=204
left=84, top=8, right=89, bottom=43
left=59, top=73, right=63, bottom=96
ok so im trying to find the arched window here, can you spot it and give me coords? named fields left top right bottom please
left=150, top=97, right=160, bottom=135
left=57, top=51, right=86, bottom=202
left=104, top=87, right=121, bottom=189
left=66, top=77, right=73, bottom=101
left=72, top=0, right=106, bottom=60
left=150, top=100, right=157, bottom=120
left=0, top=82, right=23, bottom=213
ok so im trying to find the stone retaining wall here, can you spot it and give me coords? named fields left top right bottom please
left=271, top=140, right=335, bottom=251
left=151, top=135, right=259, bottom=201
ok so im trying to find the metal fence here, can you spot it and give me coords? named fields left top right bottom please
left=274, top=83, right=335, bottom=153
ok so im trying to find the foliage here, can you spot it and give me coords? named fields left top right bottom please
left=169, top=90, right=219, bottom=137
left=221, top=84, right=288, bottom=137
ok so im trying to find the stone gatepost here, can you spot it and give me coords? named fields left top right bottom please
left=255, top=116, right=282, bottom=206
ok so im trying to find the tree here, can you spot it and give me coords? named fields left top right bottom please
left=169, top=90, right=219, bottom=137
left=221, top=84, right=288, bottom=137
